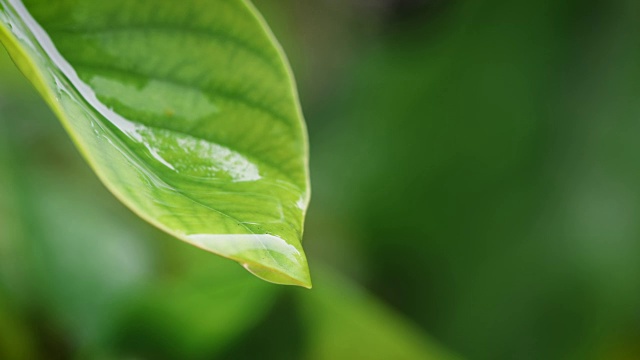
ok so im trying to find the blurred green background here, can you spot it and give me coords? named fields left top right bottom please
left=2, top=0, right=640, bottom=359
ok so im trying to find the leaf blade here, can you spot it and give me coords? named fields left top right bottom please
left=0, top=0, right=311, bottom=287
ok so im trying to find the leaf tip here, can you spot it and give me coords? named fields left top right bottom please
left=243, top=262, right=312, bottom=289
left=185, top=233, right=312, bottom=288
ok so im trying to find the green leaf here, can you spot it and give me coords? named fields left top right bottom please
left=0, top=0, right=311, bottom=287
left=298, top=268, right=460, bottom=360
left=110, top=244, right=279, bottom=359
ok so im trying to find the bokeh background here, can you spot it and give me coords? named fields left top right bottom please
left=2, top=0, right=640, bottom=359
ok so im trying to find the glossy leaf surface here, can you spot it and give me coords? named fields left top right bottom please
left=0, top=0, right=311, bottom=287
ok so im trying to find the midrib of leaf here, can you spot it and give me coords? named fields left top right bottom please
left=0, top=0, right=311, bottom=287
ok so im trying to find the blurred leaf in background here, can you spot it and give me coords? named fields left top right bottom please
left=298, top=268, right=456, bottom=360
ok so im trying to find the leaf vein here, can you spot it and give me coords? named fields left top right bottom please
left=48, top=23, right=281, bottom=72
